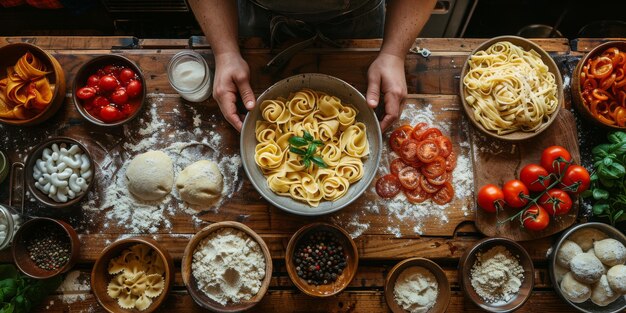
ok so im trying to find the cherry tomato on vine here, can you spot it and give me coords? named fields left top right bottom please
left=522, top=205, right=550, bottom=231
left=519, top=164, right=552, bottom=192
left=539, top=188, right=573, bottom=216
left=540, top=146, right=572, bottom=175
left=561, top=165, right=591, bottom=195
left=502, top=179, right=529, bottom=208
left=477, top=184, right=504, bottom=213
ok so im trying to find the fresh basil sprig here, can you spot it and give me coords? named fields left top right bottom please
left=288, top=131, right=327, bottom=168
left=0, top=264, right=62, bottom=313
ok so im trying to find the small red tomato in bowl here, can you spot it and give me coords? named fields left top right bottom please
left=119, top=68, right=136, bottom=85
left=87, top=75, right=100, bottom=87
left=76, top=87, right=96, bottom=100
left=126, top=80, right=142, bottom=98
left=99, top=105, right=121, bottom=123
left=99, top=75, right=119, bottom=91
left=111, top=87, right=128, bottom=105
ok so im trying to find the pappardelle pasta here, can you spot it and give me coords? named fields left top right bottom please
left=254, top=88, right=369, bottom=207
left=463, top=41, right=558, bottom=135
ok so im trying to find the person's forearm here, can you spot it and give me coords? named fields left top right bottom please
left=381, top=0, right=436, bottom=58
left=188, top=0, right=240, bottom=57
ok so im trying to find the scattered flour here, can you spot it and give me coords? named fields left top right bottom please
left=57, top=271, right=91, bottom=304
left=470, top=245, right=524, bottom=303
left=393, top=266, right=439, bottom=313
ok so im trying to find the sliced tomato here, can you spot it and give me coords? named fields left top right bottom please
left=398, top=167, right=420, bottom=190
left=416, top=139, right=439, bottom=163
left=427, top=171, right=449, bottom=186
left=408, top=159, right=424, bottom=169
left=421, top=156, right=446, bottom=178
left=404, top=185, right=430, bottom=204
left=376, top=174, right=401, bottom=198
left=390, top=158, right=409, bottom=175
left=433, top=182, right=454, bottom=205
left=435, top=136, right=453, bottom=158
left=411, top=122, right=428, bottom=140
left=445, top=150, right=457, bottom=171
left=419, top=128, right=442, bottom=141
left=420, top=174, right=440, bottom=193
left=389, top=129, right=410, bottom=153
left=400, top=138, right=420, bottom=163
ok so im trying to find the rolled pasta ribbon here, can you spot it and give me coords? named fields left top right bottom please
left=317, top=95, right=342, bottom=120
left=319, top=144, right=342, bottom=167
left=337, top=105, right=358, bottom=130
left=255, top=121, right=281, bottom=143
left=335, top=156, right=364, bottom=183
left=260, top=99, right=290, bottom=124
left=288, top=88, right=317, bottom=119
left=340, top=122, right=369, bottom=158
left=318, top=120, right=340, bottom=142
left=321, top=176, right=349, bottom=201
left=255, top=140, right=285, bottom=170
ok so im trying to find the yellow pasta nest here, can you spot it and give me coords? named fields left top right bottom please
left=255, top=88, right=369, bottom=207
left=106, top=244, right=165, bottom=311
left=462, top=41, right=558, bottom=135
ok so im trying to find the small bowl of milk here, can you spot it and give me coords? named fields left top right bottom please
left=167, top=51, right=212, bottom=102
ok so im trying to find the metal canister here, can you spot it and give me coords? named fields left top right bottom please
left=0, top=204, right=22, bottom=250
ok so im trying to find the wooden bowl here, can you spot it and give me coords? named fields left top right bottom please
left=0, top=43, right=66, bottom=126
left=459, top=36, right=564, bottom=141
left=572, top=40, right=626, bottom=129
left=12, top=217, right=79, bottom=279
left=384, top=257, right=451, bottom=313
left=72, top=54, right=146, bottom=127
left=285, top=223, right=358, bottom=297
left=458, top=237, right=535, bottom=312
left=24, top=137, right=95, bottom=209
left=240, top=73, right=382, bottom=216
left=181, top=221, right=272, bottom=312
left=549, top=222, right=626, bottom=313
left=91, top=237, right=174, bottom=313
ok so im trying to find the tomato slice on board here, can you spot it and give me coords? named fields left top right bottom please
left=420, top=174, right=440, bottom=194
left=390, top=158, right=410, bottom=175
left=427, top=171, right=449, bottom=186
left=404, top=185, right=430, bottom=204
left=411, top=122, right=428, bottom=140
left=416, top=139, right=439, bottom=163
left=445, top=150, right=457, bottom=171
left=433, top=182, right=454, bottom=205
left=389, top=129, right=410, bottom=153
left=421, top=156, right=446, bottom=178
left=398, top=167, right=420, bottom=190
left=400, top=138, right=420, bottom=163
left=376, top=174, right=402, bottom=198
left=435, top=136, right=453, bottom=158
left=419, top=128, right=443, bottom=141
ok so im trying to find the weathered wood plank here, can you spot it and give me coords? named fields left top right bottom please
left=0, top=36, right=138, bottom=50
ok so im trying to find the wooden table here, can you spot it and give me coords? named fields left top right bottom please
left=0, top=36, right=604, bottom=312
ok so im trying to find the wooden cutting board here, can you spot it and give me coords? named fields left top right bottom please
left=472, top=109, right=581, bottom=241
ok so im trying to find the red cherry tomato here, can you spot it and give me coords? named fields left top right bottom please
left=389, top=127, right=411, bottom=154
left=400, top=138, right=420, bottom=163
left=522, top=205, right=550, bottom=231
left=99, top=105, right=121, bottom=123
left=519, top=164, right=552, bottom=192
left=398, top=167, right=420, bottom=190
left=390, top=158, right=409, bottom=175
left=477, top=184, right=504, bottom=213
left=92, top=96, right=109, bottom=108
left=376, top=174, right=401, bottom=198
left=502, top=179, right=529, bottom=208
left=111, top=87, right=128, bottom=105
left=433, top=182, right=454, bottom=205
left=87, top=74, right=100, bottom=87
left=404, top=185, right=430, bottom=204
left=103, top=64, right=118, bottom=74
left=419, top=128, right=442, bottom=141
left=561, top=165, right=591, bottom=195
left=416, top=139, right=439, bottom=163
left=121, top=103, right=134, bottom=117
left=411, top=122, right=428, bottom=140
left=119, top=68, right=136, bottom=84
left=126, top=80, right=142, bottom=98
left=540, top=146, right=572, bottom=175
left=539, top=189, right=573, bottom=216
left=421, top=156, right=446, bottom=178
left=435, top=136, right=452, bottom=158
left=76, top=87, right=96, bottom=100
left=99, top=75, right=119, bottom=91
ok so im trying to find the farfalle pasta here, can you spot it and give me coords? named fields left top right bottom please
left=106, top=244, right=165, bottom=311
left=254, top=88, right=369, bottom=207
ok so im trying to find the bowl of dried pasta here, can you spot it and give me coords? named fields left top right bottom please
left=0, top=43, right=66, bottom=126
left=459, top=36, right=564, bottom=141
left=241, top=73, right=382, bottom=216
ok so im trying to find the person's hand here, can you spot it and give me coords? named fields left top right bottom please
left=365, top=52, right=407, bottom=131
left=213, top=52, right=256, bottom=131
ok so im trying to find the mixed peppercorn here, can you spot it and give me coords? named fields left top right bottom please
left=293, top=231, right=347, bottom=285
left=25, top=225, right=71, bottom=271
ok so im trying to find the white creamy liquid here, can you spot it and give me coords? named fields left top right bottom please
left=171, top=60, right=211, bottom=102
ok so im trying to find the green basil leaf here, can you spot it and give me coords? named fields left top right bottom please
left=290, top=147, right=307, bottom=155
left=303, top=158, right=311, bottom=168
left=306, top=143, right=317, bottom=156
left=608, top=132, right=626, bottom=144
left=593, top=203, right=610, bottom=215
left=603, top=158, right=614, bottom=166
left=599, top=177, right=616, bottom=188
left=615, top=210, right=624, bottom=222
left=0, top=303, right=14, bottom=313
left=580, top=190, right=593, bottom=198
left=609, top=162, right=626, bottom=177
left=311, top=156, right=327, bottom=168
left=610, top=142, right=626, bottom=155
left=0, top=279, right=17, bottom=301
left=303, top=131, right=314, bottom=142
left=593, top=144, right=611, bottom=157
left=312, top=140, right=324, bottom=145
left=600, top=167, right=620, bottom=180
left=288, top=136, right=308, bottom=147
left=593, top=189, right=610, bottom=200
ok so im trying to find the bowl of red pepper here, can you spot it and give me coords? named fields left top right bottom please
left=72, top=55, right=146, bottom=126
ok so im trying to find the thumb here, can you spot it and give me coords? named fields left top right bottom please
left=236, top=79, right=256, bottom=111
left=366, top=75, right=381, bottom=108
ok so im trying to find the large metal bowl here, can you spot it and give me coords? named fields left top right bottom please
left=549, top=222, right=626, bottom=313
left=241, top=73, right=382, bottom=216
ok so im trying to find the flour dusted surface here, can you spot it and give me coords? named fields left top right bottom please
left=192, top=228, right=266, bottom=305
left=393, top=266, right=438, bottom=313
left=470, top=245, right=524, bottom=303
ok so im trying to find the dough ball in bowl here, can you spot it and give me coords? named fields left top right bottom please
left=126, top=150, right=174, bottom=201
left=557, top=240, right=583, bottom=268
left=570, top=252, right=605, bottom=284
left=176, top=160, right=223, bottom=206
left=594, top=238, right=626, bottom=267
left=607, top=264, right=626, bottom=293
left=561, top=272, right=591, bottom=303
left=569, top=228, right=608, bottom=252
left=591, top=274, right=620, bottom=307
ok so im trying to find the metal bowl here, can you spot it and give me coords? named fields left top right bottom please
left=549, top=222, right=626, bottom=313
left=241, top=73, right=382, bottom=216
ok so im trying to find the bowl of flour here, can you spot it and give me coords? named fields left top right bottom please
left=459, top=237, right=535, bottom=312
left=181, top=221, right=272, bottom=312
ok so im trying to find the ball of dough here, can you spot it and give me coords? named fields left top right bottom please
left=557, top=240, right=583, bottom=268
left=570, top=252, right=604, bottom=284
left=607, top=264, right=626, bottom=294
left=554, top=263, right=569, bottom=284
left=126, top=150, right=174, bottom=201
left=561, top=272, right=591, bottom=303
left=569, top=228, right=608, bottom=252
left=591, top=275, right=620, bottom=307
left=594, top=238, right=626, bottom=267
left=176, top=160, right=223, bottom=205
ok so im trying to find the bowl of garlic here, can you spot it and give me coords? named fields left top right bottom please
left=24, top=137, right=94, bottom=209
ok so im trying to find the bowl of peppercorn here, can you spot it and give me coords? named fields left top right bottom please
left=12, top=217, right=79, bottom=279
left=285, top=223, right=359, bottom=297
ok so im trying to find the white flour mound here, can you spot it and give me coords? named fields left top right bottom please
left=393, top=266, right=439, bottom=313
left=470, top=245, right=524, bottom=303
